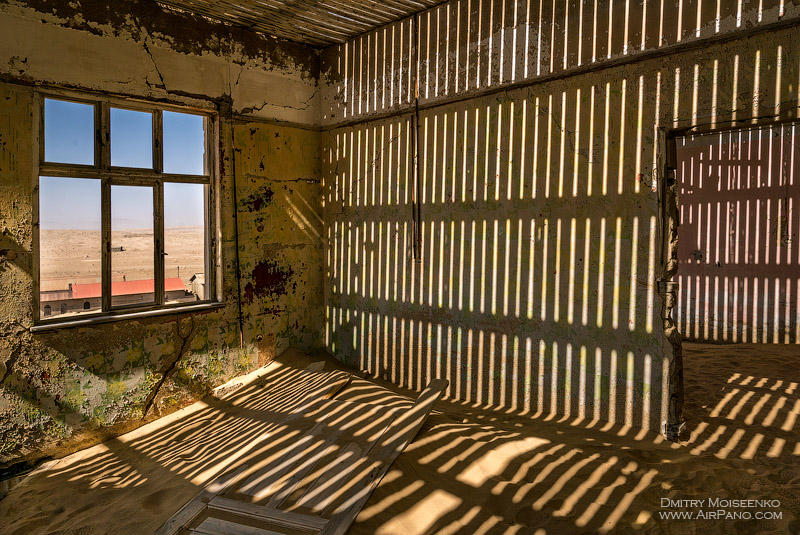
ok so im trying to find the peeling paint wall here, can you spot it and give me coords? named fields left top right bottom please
left=320, top=1, right=800, bottom=433
left=0, top=0, right=319, bottom=124
left=2, top=0, right=799, bottom=468
left=0, top=0, right=322, bottom=467
left=234, top=123, right=324, bottom=354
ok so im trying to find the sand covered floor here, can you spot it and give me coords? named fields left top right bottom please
left=1, top=344, right=798, bottom=535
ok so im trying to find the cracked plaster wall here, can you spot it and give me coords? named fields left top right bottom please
left=1, top=0, right=799, bottom=468
left=319, top=1, right=800, bottom=434
left=0, top=0, right=323, bottom=467
left=0, top=0, right=319, bottom=123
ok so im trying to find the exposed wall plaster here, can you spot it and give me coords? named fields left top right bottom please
left=0, top=0, right=320, bottom=124
left=0, top=0, right=324, bottom=469
left=2, top=0, right=799, bottom=468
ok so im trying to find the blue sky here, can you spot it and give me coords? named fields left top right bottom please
left=41, top=99, right=205, bottom=230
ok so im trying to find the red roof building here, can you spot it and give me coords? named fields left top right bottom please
left=70, top=278, right=187, bottom=298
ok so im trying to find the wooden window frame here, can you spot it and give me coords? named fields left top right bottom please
left=33, top=89, right=220, bottom=329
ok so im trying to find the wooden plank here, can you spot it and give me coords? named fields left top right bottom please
left=157, top=370, right=348, bottom=535
left=261, top=436, right=343, bottom=506
left=233, top=397, right=373, bottom=500
left=291, top=441, right=367, bottom=513
left=288, top=404, right=400, bottom=512
left=237, top=408, right=346, bottom=500
left=155, top=465, right=248, bottom=535
left=316, top=455, right=383, bottom=518
left=295, top=416, right=401, bottom=516
left=192, top=516, right=286, bottom=535
left=159, top=378, right=341, bottom=535
left=159, top=377, right=446, bottom=535
left=318, top=378, right=448, bottom=535
left=208, top=496, right=328, bottom=531
left=259, top=400, right=392, bottom=506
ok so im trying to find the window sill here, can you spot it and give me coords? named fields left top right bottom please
left=30, top=302, right=225, bottom=333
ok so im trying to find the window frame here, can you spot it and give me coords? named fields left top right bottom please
left=33, top=89, right=220, bottom=328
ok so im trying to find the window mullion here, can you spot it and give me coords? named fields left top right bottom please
left=99, top=101, right=110, bottom=170
left=101, top=179, right=111, bottom=312
left=100, top=102, right=111, bottom=312
left=153, top=109, right=163, bottom=173
left=153, top=110, right=164, bottom=306
left=154, top=181, right=165, bottom=306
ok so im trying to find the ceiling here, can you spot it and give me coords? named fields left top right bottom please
left=157, top=0, right=447, bottom=48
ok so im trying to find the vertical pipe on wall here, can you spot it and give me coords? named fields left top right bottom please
left=229, top=114, right=245, bottom=348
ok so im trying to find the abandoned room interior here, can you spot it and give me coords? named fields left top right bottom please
left=0, top=0, right=798, bottom=533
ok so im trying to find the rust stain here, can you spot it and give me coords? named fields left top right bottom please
left=239, top=186, right=274, bottom=212
left=243, top=260, right=294, bottom=303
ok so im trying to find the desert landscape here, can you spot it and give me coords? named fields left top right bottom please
left=39, top=227, right=205, bottom=291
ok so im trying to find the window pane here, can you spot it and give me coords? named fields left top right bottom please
left=111, top=185, right=154, bottom=307
left=111, top=108, right=153, bottom=168
left=39, top=176, right=101, bottom=317
left=163, top=111, right=206, bottom=174
left=44, top=99, right=94, bottom=165
left=164, top=183, right=206, bottom=303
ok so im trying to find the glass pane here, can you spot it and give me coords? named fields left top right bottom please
left=39, top=176, right=101, bottom=317
left=111, top=108, right=153, bottom=168
left=111, top=185, right=154, bottom=307
left=164, top=183, right=206, bottom=303
left=163, top=111, right=206, bottom=175
left=44, top=99, right=94, bottom=165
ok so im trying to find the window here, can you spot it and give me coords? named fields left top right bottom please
left=37, top=93, right=215, bottom=324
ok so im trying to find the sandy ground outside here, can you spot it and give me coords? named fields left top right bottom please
left=39, top=228, right=205, bottom=291
left=0, top=343, right=798, bottom=535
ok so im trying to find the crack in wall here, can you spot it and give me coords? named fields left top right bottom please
left=141, top=315, right=196, bottom=418
left=242, top=174, right=319, bottom=184
left=0, top=340, right=22, bottom=386
left=531, top=102, right=596, bottom=165
left=232, top=62, right=244, bottom=92
left=0, top=317, right=30, bottom=390
left=240, top=87, right=318, bottom=115
left=142, top=39, right=167, bottom=91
